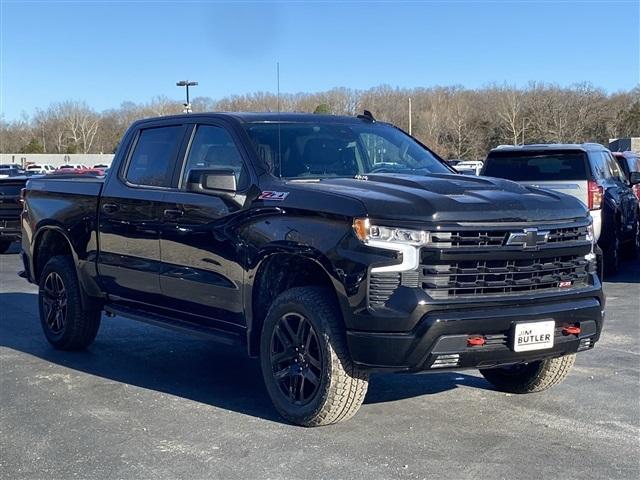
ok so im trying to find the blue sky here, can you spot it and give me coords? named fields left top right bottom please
left=1, top=0, right=638, bottom=120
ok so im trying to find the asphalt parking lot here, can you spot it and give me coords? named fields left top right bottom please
left=1, top=243, right=639, bottom=479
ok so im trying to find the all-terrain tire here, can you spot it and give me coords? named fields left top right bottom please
left=38, top=255, right=101, bottom=350
left=260, top=287, right=369, bottom=427
left=0, top=239, right=12, bottom=254
left=479, top=354, right=576, bottom=394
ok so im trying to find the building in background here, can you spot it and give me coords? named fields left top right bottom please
left=609, top=138, right=639, bottom=153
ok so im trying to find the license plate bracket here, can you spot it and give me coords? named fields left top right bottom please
left=513, top=320, right=555, bottom=352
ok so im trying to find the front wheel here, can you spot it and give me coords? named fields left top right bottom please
left=479, top=354, right=576, bottom=394
left=260, top=287, right=369, bottom=427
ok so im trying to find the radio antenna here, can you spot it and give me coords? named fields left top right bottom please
left=277, top=62, right=282, bottom=178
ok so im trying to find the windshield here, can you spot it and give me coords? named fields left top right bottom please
left=244, top=122, right=451, bottom=178
left=484, top=151, right=588, bottom=181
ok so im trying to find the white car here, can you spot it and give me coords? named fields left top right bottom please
left=26, top=164, right=55, bottom=174
left=56, top=164, right=88, bottom=171
left=455, top=160, right=484, bottom=175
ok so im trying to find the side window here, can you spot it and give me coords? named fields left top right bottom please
left=605, top=153, right=625, bottom=182
left=590, top=152, right=610, bottom=180
left=125, top=126, right=183, bottom=187
left=181, top=125, right=247, bottom=189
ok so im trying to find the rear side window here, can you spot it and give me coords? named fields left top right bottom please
left=484, top=151, right=588, bottom=181
left=126, top=126, right=183, bottom=187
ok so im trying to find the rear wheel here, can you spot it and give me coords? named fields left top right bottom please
left=260, top=287, right=369, bottom=427
left=479, top=354, right=576, bottom=393
left=602, top=228, right=620, bottom=276
left=38, top=255, right=101, bottom=350
left=0, top=239, right=12, bottom=254
left=622, top=215, right=640, bottom=260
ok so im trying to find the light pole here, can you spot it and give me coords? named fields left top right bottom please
left=176, top=80, right=198, bottom=113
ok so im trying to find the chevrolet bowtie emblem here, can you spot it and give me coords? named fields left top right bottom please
left=506, top=228, right=550, bottom=250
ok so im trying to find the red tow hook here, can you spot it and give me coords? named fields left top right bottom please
left=467, top=336, right=486, bottom=347
left=562, top=325, right=581, bottom=336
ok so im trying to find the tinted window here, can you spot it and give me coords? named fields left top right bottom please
left=126, top=126, right=183, bottom=187
left=604, top=152, right=625, bottom=181
left=181, top=125, right=247, bottom=188
left=243, top=122, right=450, bottom=178
left=484, top=151, right=588, bottom=181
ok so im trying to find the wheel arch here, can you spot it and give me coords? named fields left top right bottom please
left=246, top=249, right=349, bottom=357
left=32, top=225, right=101, bottom=311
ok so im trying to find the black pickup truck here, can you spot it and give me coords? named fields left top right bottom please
left=0, top=176, right=29, bottom=253
left=21, top=112, right=605, bottom=426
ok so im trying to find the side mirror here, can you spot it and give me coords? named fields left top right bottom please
left=629, top=171, right=640, bottom=185
left=186, top=169, right=237, bottom=194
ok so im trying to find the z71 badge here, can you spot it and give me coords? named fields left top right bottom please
left=258, top=191, right=289, bottom=201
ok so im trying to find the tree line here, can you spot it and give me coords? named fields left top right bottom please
left=2, top=83, right=638, bottom=160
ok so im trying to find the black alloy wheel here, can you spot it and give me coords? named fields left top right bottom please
left=270, top=312, right=323, bottom=405
left=41, top=271, right=68, bottom=335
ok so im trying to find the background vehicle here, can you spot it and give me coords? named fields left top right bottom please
left=26, top=164, right=55, bottom=174
left=454, top=160, right=483, bottom=175
left=52, top=166, right=104, bottom=176
left=56, top=163, right=89, bottom=171
left=0, top=166, right=26, bottom=178
left=482, top=144, right=639, bottom=275
left=612, top=151, right=640, bottom=255
left=21, top=113, right=604, bottom=426
left=0, top=175, right=27, bottom=253
left=612, top=151, right=640, bottom=202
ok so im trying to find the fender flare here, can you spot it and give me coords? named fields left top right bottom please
left=244, top=246, right=351, bottom=356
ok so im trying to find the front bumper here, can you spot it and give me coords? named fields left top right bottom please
left=347, top=294, right=604, bottom=372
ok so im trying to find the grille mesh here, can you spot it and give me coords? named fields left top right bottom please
left=422, top=255, right=589, bottom=299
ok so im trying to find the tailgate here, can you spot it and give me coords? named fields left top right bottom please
left=521, top=180, right=589, bottom=208
left=0, top=179, right=26, bottom=220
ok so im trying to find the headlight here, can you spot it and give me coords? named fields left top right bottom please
left=353, top=218, right=430, bottom=246
left=353, top=218, right=427, bottom=273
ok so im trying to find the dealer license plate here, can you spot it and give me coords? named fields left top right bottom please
left=513, top=321, right=555, bottom=352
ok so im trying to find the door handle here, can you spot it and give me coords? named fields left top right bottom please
left=163, top=208, right=184, bottom=218
left=102, top=203, right=119, bottom=214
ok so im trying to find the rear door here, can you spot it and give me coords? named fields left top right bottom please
left=98, top=123, right=188, bottom=306
left=157, top=121, right=251, bottom=329
left=483, top=150, right=590, bottom=207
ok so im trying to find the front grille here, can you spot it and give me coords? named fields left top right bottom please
left=422, top=255, right=589, bottom=299
left=367, top=221, right=593, bottom=308
left=430, top=225, right=589, bottom=248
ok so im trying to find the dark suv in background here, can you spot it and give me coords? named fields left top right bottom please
left=482, top=144, right=639, bottom=275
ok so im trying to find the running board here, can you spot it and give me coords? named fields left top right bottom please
left=104, top=305, right=243, bottom=346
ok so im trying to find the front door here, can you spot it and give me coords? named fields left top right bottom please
left=158, top=123, right=251, bottom=329
left=98, top=123, right=187, bottom=307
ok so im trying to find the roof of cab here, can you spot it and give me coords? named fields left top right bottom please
left=133, top=112, right=372, bottom=126
left=490, top=143, right=607, bottom=153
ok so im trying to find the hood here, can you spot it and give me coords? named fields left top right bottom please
left=283, top=173, right=588, bottom=224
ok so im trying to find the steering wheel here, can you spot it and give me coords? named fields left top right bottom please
left=369, top=164, right=397, bottom=174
